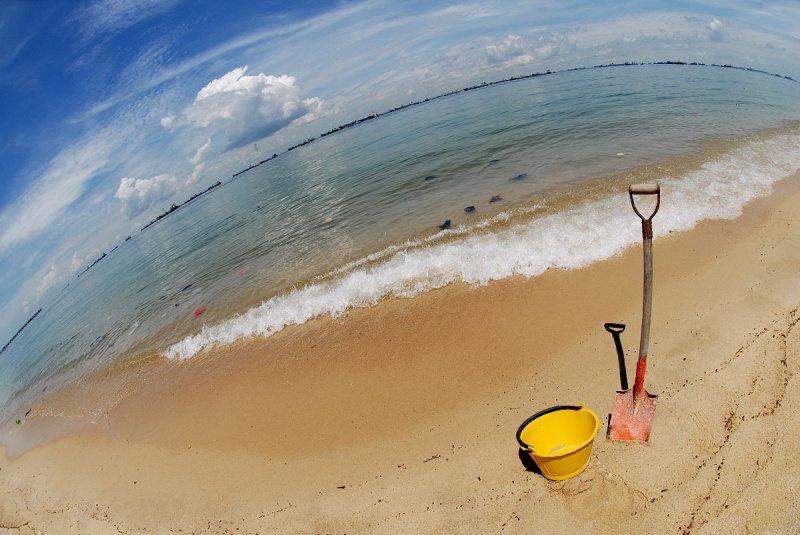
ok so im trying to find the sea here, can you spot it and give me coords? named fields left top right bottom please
left=1, top=63, right=800, bottom=435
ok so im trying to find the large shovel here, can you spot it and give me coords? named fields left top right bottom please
left=609, top=183, right=660, bottom=442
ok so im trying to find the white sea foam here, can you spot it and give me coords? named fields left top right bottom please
left=164, top=134, right=800, bottom=360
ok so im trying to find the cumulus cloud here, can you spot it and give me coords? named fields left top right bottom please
left=486, top=35, right=535, bottom=66
left=187, top=164, right=205, bottom=185
left=176, top=66, right=327, bottom=151
left=537, top=33, right=570, bottom=60
left=707, top=17, right=726, bottom=41
left=289, top=96, right=329, bottom=128
left=160, top=114, right=176, bottom=129
left=184, top=138, right=212, bottom=185
left=434, top=32, right=573, bottom=78
left=115, top=173, right=180, bottom=217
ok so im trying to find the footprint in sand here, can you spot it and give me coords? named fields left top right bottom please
left=689, top=409, right=722, bottom=454
left=554, top=465, right=648, bottom=531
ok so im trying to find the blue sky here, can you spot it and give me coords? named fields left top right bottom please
left=1, top=0, right=799, bottom=337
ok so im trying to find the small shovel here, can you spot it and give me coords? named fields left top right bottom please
left=609, top=183, right=660, bottom=442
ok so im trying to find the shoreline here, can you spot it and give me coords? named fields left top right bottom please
left=2, top=122, right=797, bottom=418
left=2, top=173, right=799, bottom=533
left=163, top=124, right=800, bottom=362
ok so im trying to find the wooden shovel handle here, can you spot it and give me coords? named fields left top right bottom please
left=629, top=183, right=659, bottom=391
left=629, top=183, right=660, bottom=195
left=629, top=183, right=661, bottom=228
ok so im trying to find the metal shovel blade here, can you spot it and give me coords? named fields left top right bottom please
left=609, top=389, right=657, bottom=442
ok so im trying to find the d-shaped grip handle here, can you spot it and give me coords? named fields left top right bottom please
left=629, top=183, right=660, bottom=195
left=629, top=183, right=660, bottom=238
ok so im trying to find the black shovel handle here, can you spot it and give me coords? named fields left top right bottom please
left=604, top=322, right=628, bottom=391
left=604, top=323, right=625, bottom=334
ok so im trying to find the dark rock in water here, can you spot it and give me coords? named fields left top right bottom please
left=438, top=220, right=452, bottom=229
left=425, top=175, right=436, bottom=181
left=490, top=195, right=502, bottom=203
left=487, top=159, right=500, bottom=165
left=464, top=206, right=476, bottom=213
left=511, top=173, right=528, bottom=181
left=181, top=284, right=193, bottom=292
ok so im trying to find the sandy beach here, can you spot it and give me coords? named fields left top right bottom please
left=2, top=173, right=800, bottom=534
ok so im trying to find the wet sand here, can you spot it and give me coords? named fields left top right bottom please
left=1, top=174, right=799, bottom=534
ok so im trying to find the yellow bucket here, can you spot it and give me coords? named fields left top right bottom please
left=516, top=404, right=600, bottom=480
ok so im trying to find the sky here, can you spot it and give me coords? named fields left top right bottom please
left=0, top=0, right=799, bottom=338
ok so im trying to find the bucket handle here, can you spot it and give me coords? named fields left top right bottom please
left=516, top=404, right=584, bottom=451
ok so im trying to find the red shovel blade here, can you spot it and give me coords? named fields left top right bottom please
left=609, top=389, right=657, bottom=442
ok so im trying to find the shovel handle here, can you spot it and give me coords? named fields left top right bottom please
left=629, top=183, right=659, bottom=195
left=604, top=323, right=629, bottom=391
left=629, top=183, right=659, bottom=397
left=604, top=323, right=625, bottom=334
left=629, top=183, right=660, bottom=235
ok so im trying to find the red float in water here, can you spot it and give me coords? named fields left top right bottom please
left=193, top=307, right=206, bottom=317
left=235, top=266, right=252, bottom=277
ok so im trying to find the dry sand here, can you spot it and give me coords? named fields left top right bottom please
left=2, top=174, right=799, bottom=534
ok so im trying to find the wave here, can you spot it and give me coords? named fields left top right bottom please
left=164, top=133, right=800, bottom=360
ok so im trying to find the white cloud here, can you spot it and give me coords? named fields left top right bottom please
left=486, top=35, right=534, bottom=66
left=177, top=66, right=326, bottom=150
left=69, top=252, right=82, bottom=273
left=573, top=12, right=724, bottom=51
left=115, top=173, right=180, bottom=217
left=160, top=114, right=176, bottom=129
left=36, top=262, right=59, bottom=300
left=187, top=164, right=205, bottom=186
left=426, top=31, right=572, bottom=82
left=0, top=138, right=112, bottom=252
left=194, top=66, right=249, bottom=103
left=289, top=96, right=331, bottom=128
left=707, top=17, right=726, bottom=41
left=183, top=138, right=213, bottom=185
left=190, top=138, right=212, bottom=165
left=73, top=0, right=182, bottom=40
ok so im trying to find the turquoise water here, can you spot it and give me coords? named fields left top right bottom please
left=2, top=64, right=799, bottom=427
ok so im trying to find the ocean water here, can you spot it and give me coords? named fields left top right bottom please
left=2, top=64, right=799, bottom=428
